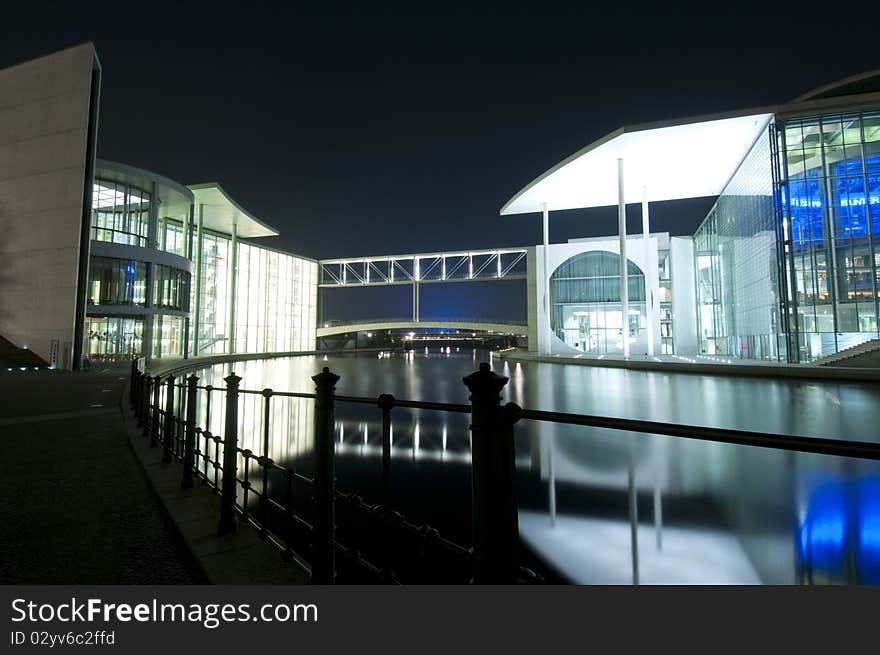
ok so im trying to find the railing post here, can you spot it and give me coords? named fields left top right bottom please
left=260, top=388, right=273, bottom=540
left=182, top=374, right=199, bottom=489
left=377, top=393, right=395, bottom=506
left=150, top=376, right=161, bottom=448
left=133, top=371, right=142, bottom=420
left=311, top=366, right=340, bottom=584
left=163, top=374, right=176, bottom=463
left=129, top=358, right=136, bottom=406
left=218, top=372, right=242, bottom=536
left=141, top=375, right=151, bottom=434
left=463, top=361, right=520, bottom=584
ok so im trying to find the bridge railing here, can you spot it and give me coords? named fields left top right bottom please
left=129, top=360, right=880, bottom=585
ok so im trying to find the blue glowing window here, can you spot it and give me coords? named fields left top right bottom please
left=786, top=155, right=880, bottom=249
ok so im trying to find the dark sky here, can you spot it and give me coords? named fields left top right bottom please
left=3, top=6, right=879, bottom=264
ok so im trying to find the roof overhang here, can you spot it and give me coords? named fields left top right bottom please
left=500, top=111, right=774, bottom=216
left=96, top=159, right=193, bottom=219
left=189, top=183, right=279, bottom=238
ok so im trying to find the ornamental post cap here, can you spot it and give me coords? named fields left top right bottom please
left=312, top=366, right=341, bottom=388
left=462, top=361, right=509, bottom=397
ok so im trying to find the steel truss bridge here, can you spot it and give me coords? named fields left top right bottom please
left=319, top=247, right=529, bottom=325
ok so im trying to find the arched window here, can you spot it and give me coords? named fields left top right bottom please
left=549, top=251, right=646, bottom=354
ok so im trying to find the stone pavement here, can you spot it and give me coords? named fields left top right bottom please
left=0, top=365, right=204, bottom=584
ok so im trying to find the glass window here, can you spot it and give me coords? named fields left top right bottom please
left=775, top=112, right=880, bottom=361
left=153, top=265, right=191, bottom=311
left=87, top=257, right=148, bottom=306
left=91, top=179, right=150, bottom=247
left=159, top=218, right=186, bottom=256
left=84, top=316, right=144, bottom=362
left=693, top=131, right=779, bottom=360
left=548, top=251, right=646, bottom=355
left=152, top=314, right=185, bottom=359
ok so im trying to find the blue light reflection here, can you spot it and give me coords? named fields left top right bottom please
left=800, top=477, right=880, bottom=584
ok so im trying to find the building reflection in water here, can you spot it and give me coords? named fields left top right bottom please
left=187, top=350, right=880, bottom=584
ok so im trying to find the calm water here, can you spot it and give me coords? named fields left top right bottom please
left=190, top=349, right=880, bottom=584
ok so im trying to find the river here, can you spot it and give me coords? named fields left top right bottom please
left=187, top=348, right=880, bottom=584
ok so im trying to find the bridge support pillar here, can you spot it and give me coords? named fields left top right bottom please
left=412, top=281, right=419, bottom=322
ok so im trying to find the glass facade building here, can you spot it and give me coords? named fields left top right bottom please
left=233, top=243, right=317, bottom=354
left=83, top=161, right=317, bottom=364
left=775, top=110, right=880, bottom=361
left=691, top=80, right=880, bottom=363
left=194, top=236, right=317, bottom=356
left=693, top=128, right=783, bottom=361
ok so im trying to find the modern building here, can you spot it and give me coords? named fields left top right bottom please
left=504, top=72, right=880, bottom=363
left=528, top=233, right=696, bottom=357
left=0, top=44, right=316, bottom=369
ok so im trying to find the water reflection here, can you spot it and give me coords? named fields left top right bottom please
left=187, top=349, right=880, bottom=584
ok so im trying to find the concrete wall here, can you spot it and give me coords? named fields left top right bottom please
left=0, top=44, right=100, bottom=368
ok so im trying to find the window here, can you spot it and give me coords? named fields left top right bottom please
left=549, top=251, right=646, bottom=355
left=153, top=265, right=191, bottom=311
left=87, top=257, right=147, bottom=306
left=91, top=179, right=150, bottom=247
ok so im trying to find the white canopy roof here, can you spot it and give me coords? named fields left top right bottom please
left=500, top=111, right=774, bottom=216
left=189, top=183, right=279, bottom=238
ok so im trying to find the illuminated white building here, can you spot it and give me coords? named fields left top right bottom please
left=0, top=44, right=316, bottom=368
left=505, top=72, right=880, bottom=362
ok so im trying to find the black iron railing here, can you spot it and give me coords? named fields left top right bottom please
left=128, top=357, right=880, bottom=585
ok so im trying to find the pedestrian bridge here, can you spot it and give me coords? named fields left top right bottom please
left=317, top=319, right=528, bottom=338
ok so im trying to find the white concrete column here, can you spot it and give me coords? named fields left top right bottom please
left=413, top=282, right=419, bottom=322
left=542, top=202, right=550, bottom=355
left=642, top=185, right=655, bottom=357
left=227, top=222, right=238, bottom=354
left=192, top=203, right=204, bottom=355
left=618, top=159, right=630, bottom=358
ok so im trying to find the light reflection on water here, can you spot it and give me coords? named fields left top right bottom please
left=187, top=349, right=880, bottom=584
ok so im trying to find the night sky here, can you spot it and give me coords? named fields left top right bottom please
left=3, top=6, right=879, bottom=320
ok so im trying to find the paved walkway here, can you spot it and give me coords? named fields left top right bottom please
left=0, top=366, right=204, bottom=584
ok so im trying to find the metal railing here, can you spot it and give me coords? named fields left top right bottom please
left=128, top=358, right=880, bottom=585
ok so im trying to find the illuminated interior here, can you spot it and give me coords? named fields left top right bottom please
left=550, top=251, right=646, bottom=355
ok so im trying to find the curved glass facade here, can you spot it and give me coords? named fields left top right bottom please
left=84, top=316, right=144, bottom=361
left=195, top=232, right=231, bottom=353
left=85, top=165, right=318, bottom=362
left=549, top=251, right=646, bottom=355
left=91, top=179, right=151, bottom=247
left=87, top=256, right=148, bottom=307
left=152, top=314, right=185, bottom=359
left=776, top=110, right=880, bottom=360
left=153, top=264, right=190, bottom=311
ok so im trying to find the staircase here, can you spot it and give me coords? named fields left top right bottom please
left=814, top=338, right=880, bottom=367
